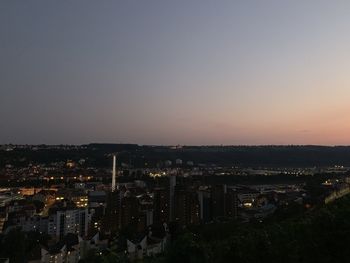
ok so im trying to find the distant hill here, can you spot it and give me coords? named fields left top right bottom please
left=2, top=144, right=350, bottom=168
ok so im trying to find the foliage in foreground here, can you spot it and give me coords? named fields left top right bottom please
left=151, top=196, right=350, bottom=263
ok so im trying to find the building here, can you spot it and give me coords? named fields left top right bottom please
left=225, top=188, right=238, bottom=219
left=169, top=176, right=176, bottom=221
left=137, top=194, right=154, bottom=231
left=120, top=192, right=139, bottom=228
left=36, top=234, right=85, bottom=263
left=211, top=185, right=238, bottom=220
left=127, top=227, right=168, bottom=262
left=197, top=188, right=212, bottom=222
left=17, top=215, right=49, bottom=233
left=153, top=188, right=169, bottom=224
left=174, top=186, right=200, bottom=225
left=211, top=185, right=226, bottom=218
left=103, top=190, right=121, bottom=232
left=48, top=208, right=91, bottom=239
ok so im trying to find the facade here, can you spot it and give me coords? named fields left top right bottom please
left=225, top=188, right=238, bottom=218
left=169, top=175, right=176, bottom=221
left=20, top=215, right=49, bottom=233
left=127, top=234, right=168, bottom=262
left=48, top=208, right=91, bottom=239
left=35, top=234, right=85, bottom=263
left=198, top=189, right=212, bottom=222
left=120, top=193, right=139, bottom=227
left=153, top=188, right=169, bottom=224
left=174, top=186, right=200, bottom=225
left=40, top=246, right=66, bottom=263
left=211, top=185, right=226, bottom=218
left=210, top=185, right=238, bottom=220
left=103, top=190, right=121, bottom=232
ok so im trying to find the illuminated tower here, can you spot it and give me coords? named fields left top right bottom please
left=103, top=154, right=121, bottom=232
left=112, top=154, right=117, bottom=192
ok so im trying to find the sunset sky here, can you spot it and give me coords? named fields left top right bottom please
left=1, top=1, right=350, bottom=145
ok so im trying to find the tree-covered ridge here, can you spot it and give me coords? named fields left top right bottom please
left=150, top=195, right=350, bottom=263
left=3, top=145, right=350, bottom=167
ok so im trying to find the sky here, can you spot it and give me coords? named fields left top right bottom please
left=1, top=0, right=350, bottom=145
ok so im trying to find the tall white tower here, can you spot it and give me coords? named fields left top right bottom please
left=112, top=154, right=116, bottom=192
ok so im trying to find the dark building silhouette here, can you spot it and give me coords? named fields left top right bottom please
left=198, top=189, right=212, bottom=222
left=138, top=194, right=154, bottom=231
left=225, top=188, right=238, bottom=219
left=211, top=185, right=226, bottom=218
left=153, top=187, right=169, bottom=224
left=174, top=186, right=200, bottom=225
left=103, top=190, right=121, bottom=232
left=169, top=175, right=176, bottom=221
left=121, top=192, right=139, bottom=228
left=211, top=185, right=238, bottom=219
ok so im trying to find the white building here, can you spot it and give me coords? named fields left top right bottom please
left=48, top=208, right=92, bottom=239
left=127, top=235, right=167, bottom=262
left=175, top=159, right=183, bottom=165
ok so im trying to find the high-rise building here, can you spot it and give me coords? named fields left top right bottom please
left=174, top=186, right=200, bottom=225
left=198, top=189, right=212, bottom=222
left=103, top=190, right=121, bottom=232
left=225, top=188, right=238, bottom=219
left=120, top=192, right=139, bottom=228
left=169, top=175, right=176, bottom=221
left=211, top=185, right=238, bottom=220
left=138, top=194, right=154, bottom=230
left=211, top=185, right=226, bottom=218
left=48, top=208, right=91, bottom=239
left=153, top=188, right=169, bottom=224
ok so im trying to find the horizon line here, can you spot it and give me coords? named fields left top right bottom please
left=1, top=143, right=350, bottom=147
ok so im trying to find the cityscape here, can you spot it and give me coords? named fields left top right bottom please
left=1, top=145, right=350, bottom=262
left=2, top=1, right=350, bottom=263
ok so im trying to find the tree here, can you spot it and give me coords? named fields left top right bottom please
left=0, top=228, right=26, bottom=263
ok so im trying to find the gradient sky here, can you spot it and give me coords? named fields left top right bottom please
left=1, top=1, right=350, bottom=145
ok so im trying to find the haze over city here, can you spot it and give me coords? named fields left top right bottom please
left=1, top=1, right=350, bottom=145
